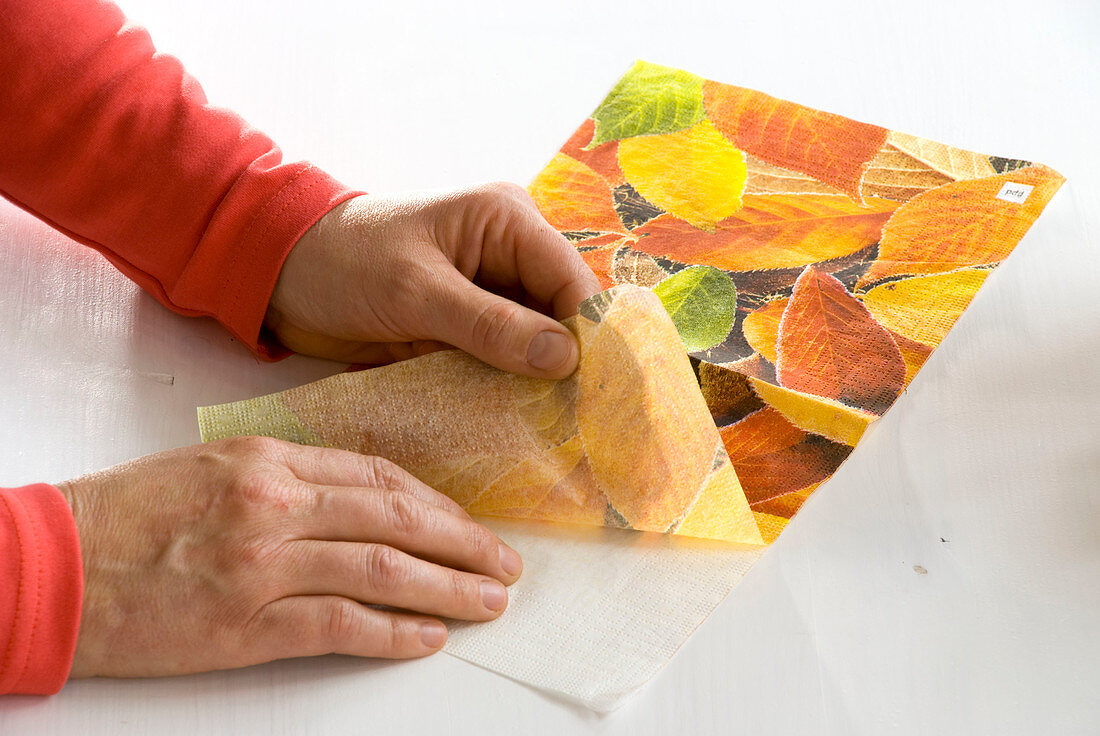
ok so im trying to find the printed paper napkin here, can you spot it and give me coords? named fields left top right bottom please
left=529, top=60, right=1063, bottom=544
left=197, top=61, right=1063, bottom=709
left=199, top=285, right=763, bottom=545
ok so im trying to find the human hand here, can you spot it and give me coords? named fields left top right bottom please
left=264, top=185, right=601, bottom=378
left=57, top=437, right=522, bottom=678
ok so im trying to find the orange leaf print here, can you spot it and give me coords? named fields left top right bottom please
left=742, top=297, right=787, bottom=364
left=776, top=266, right=904, bottom=414
left=574, top=232, right=626, bottom=248
left=720, top=407, right=805, bottom=462
left=631, top=194, right=898, bottom=271
left=561, top=118, right=624, bottom=186
left=735, top=440, right=849, bottom=506
left=577, top=234, right=628, bottom=289
left=528, top=153, right=624, bottom=234
left=719, top=407, right=849, bottom=507
left=579, top=246, right=615, bottom=289
left=702, top=81, right=888, bottom=201
left=859, top=165, right=1065, bottom=286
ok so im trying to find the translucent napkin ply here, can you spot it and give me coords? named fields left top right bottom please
left=199, top=286, right=762, bottom=545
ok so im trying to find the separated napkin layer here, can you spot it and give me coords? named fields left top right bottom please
left=197, top=61, right=1065, bottom=709
left=199, top=286, right=763, bottom=545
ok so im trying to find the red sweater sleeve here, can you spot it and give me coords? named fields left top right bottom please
left=0, top=485, right=83, bottom=695
left=0, top=0, right=362, bottom=358
left=0, top=0, right=363, bottom=695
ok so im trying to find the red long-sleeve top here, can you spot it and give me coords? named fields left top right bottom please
left=0, top=0, right=360, bottom=693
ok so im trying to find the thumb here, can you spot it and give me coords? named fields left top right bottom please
left=431, top=272, right=580, bottom=379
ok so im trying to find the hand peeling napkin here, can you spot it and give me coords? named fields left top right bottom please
left=197, top=61, right=1064, bottom=709
left=199, top=285, right=763, bottom=545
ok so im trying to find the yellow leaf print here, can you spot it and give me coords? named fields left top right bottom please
left=860, top=269, right=989, bottom=347
left=617, top=119, right=747, bottom=231
left=749, top=378, right=876, bottom=448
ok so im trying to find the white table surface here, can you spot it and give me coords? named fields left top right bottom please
left=1, top=0, right=1098, bottom=733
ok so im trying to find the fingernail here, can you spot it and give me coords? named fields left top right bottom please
left=526, top=330, right=571, bottom=372
left=480, top=580, right=508, bottom=611
left=499, top=544, right=523, bottom=578
left=420, top=621, right=448, bottom=648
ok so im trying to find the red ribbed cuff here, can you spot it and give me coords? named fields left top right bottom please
left=169, top=163, right=363, bottom=360
left=0, top=484, right=83, bottom=695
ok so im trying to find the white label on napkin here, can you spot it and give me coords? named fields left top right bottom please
left=996, top=182, right=1034, bottom=204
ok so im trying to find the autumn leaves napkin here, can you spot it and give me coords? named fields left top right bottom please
left=197, top=61, right=1063, bottom=708
left=530, top=60, right=1063, bottom=544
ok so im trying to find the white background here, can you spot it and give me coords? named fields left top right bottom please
left=1, top=0, right=1098, bottom=733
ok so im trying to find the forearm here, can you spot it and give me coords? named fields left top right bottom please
left=0, top=0, right=360, bottom=356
